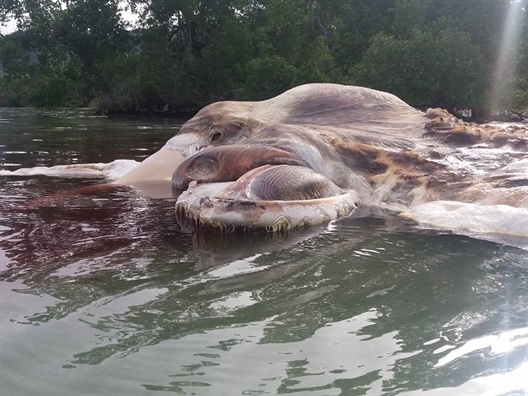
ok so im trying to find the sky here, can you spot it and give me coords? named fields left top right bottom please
left=1, top=5, right=139, bottom=36
left=1, top=20, right=17, bottom=35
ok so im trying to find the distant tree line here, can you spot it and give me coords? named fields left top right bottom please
left=1, top=0, right=527, bottom=120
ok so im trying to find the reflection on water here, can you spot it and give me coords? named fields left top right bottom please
left=1, top=109, right=527, bottom=395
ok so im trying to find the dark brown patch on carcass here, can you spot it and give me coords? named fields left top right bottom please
left=425, top=118, right=481, bottom=146
left=428, top=151, right=445, bottom=160
left=512, top=140, right=528, bottom=150
left=226, top=200, right=257, bottom=210
left=333, top=138, right=444, bottom=181
left=495, top=179, right=528, bottom=188
left=386, top=151, right=440, bottom=173
left=425, top=109, right=528, bottom=149
left=444, top=130, right=481, bottom=145
left=334, top=142, right=388, bottom=175
left=330, top=134, right=466, bottom=203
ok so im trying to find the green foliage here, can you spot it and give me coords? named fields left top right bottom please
left=391, top=0, right=429, bottom=37
left=509, top=36, right=528, bottom=112
left=0, top=0, right=527, bottom=118
left=239, top=56, right=300, bottom=100
left=0, top=74, right=30, bottom=106
left=356, top=26, right=485, bottom=111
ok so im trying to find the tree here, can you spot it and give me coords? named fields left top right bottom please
left=0, top=0, right=526, bottom=118
left=0, top=0, right=133, bottom=106
left=353, top=0, right=489, bottom=116
left=236, top=0, right=334, bottom=100
left=0, top=32, right=33, bottom=106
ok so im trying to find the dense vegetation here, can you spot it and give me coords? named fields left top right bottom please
left=1, top=0, right=527, bottom=120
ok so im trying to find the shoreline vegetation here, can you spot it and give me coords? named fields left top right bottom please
left=6, top=106, right=527, bottom=126
left=1, top=0, right=527, bottom=122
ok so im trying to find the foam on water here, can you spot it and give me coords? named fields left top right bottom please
left=0, top=159, right=139, bottom=179
left=403, top=201, right=528, bottom=242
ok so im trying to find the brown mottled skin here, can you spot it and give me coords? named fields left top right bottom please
left=138, top=84, right=528, bottom=228
left=171, top=85, right=526, bottom=210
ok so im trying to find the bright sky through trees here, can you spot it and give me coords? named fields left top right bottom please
left=0, top=19, right=16, bottom=34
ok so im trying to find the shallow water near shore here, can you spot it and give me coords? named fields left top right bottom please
left=1, top=108, right=527, bottom=395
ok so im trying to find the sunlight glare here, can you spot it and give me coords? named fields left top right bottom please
left=490, top=0, right=527, bottom=111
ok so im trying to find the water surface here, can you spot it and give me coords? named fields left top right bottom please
left=1, top=108, right=527, bottom=395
